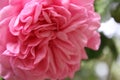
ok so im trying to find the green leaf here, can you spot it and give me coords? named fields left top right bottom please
left=113, top=0, right=120, bottom=2
left=107, top=38, right=118, bottom=60
left=94, top=0, right=113, bottom=22
left=0, top=78, right=3, bottom=80
left=111, top=3, right=120, bottom=23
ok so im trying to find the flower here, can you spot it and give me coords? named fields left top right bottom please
left=0, top=0, right=100, bottom=80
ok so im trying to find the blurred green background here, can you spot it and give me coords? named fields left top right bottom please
left=0, top=0, right=120, bottom=80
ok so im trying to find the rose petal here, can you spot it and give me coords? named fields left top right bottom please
left=0, top=19, right=10, bottom=53
left=0, top=0, right=9, bottom=10
left=70, top=0, right=94, bottom=6
left=9, top=0, right=31, bottom=6
left=6, top=42, right=20, bottom=54
left=0, top=55, right=14, bottom=80
left=0, top=5, right=18, bottom=21
left=34, top=46, right=47, bottom=64
left=87, top=31, right=101, bottom=50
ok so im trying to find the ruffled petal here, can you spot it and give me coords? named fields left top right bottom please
left=87, top=31, right=101, bottom=50
left=70, top=0, right=94, bottom=6
left=0, top=18, right=10, bottom=53
left=0, top=0, right=9, bottom=10
left=0, top=5, right=18, bottom=21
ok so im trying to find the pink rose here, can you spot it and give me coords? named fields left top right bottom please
left=0, top=0, right=100, bottom=80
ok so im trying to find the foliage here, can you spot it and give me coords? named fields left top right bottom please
left=0, top=78, right=2, bottom=80
left=95, top=0, right=120, bottom=23
left=111, top=3, right=120, bottom=22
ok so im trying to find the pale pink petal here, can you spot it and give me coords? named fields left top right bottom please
left=9, top=0, right=31, bottom=6
left=70, top=0, right=94, bottom=6
left=0, top=6, right=18, bottom=21
left=0, top=19, right=10, bottom=53
left=9, top=0, right=21, bottom=5
left=0, top=0, right=9, bottom=10
left=87, top=32, right=101, bottom=50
